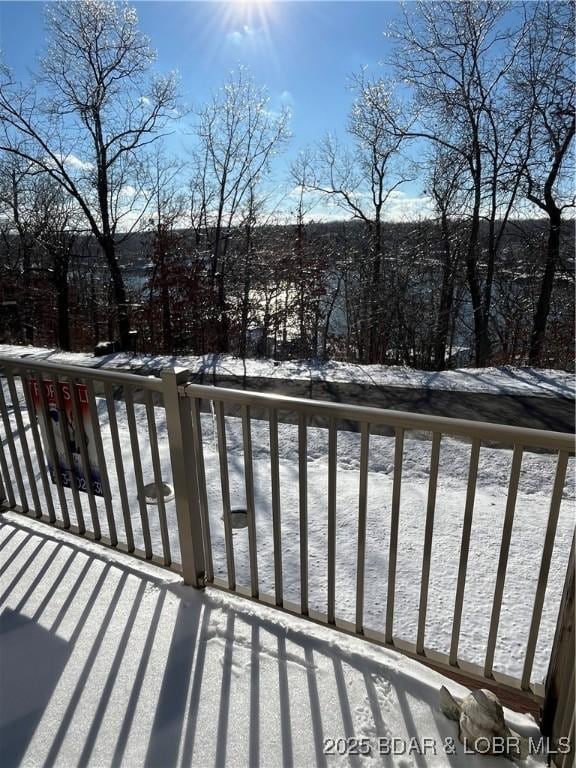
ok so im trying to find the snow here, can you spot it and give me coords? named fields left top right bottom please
left=0, top=343, right=574, bottom=399
left=1, top=375, right=574, bottom=688
left=0, top=512, right=548, bottom=768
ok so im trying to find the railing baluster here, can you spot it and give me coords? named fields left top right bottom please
left=484, top=444, right=524, bottom=678
left=298, top=413, right=308, bottom=616
left=6, top=370, right=41, bottom=515
left=0, top=412, right=15, bottom=507
left=36, top=370, right=70, bottom=527
left=125, top=385, right=152, bottom=559
left=0, top=447, right=5, bottom=504
left=521, top=450, right=570, bottom=690
left=0, top=373, right=28, bottom=511
left=416, top=431, right=442, bottom=654
left=242, top=405, right=259, bottom=597
left=355, top=422, right=370, bottom=634
left=20, top=371, right=55, bottom=522
left=86, top=380, right=117, bottom=545
left=269, top=408, right=283, bottom=606
left=450, top=438, right=481, bottom=665
left=53, top=374, right=85, bottom=533
left=386, top=427, right=404, bottom=644
left=327, top=416, right=337, bottom=625
left=215, top=399, right=235, bottom=590
left=145, top=391, right=171, bottom=566
left=191, top=397, right=213, bottom=583
left=104, top=383, right=133, bottom=551
left=69, top=377, right=100, bottom=538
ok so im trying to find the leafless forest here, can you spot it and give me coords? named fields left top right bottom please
left=0, top=1, right=574, bottom=369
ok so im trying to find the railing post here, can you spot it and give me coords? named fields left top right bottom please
left=542, top=536, right=575, bottom=767
left=162, top=368, right=205, bottom=587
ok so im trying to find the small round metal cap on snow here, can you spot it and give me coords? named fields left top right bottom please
left=141, top=482, right=175, bottom=504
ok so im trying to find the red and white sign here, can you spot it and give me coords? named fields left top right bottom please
left=29, top=379, right=103, bottom=496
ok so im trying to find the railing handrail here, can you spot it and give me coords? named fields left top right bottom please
left=0, top=355, right=575, bottom=453
left=182, top=381, right=575, bottom=452
left=0, top=355, right=164, bottom=392
left=1, top=354, right=572, bottom=451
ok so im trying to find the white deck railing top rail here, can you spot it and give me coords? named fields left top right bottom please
left=181, top=380, right=574, bottom=451
left=0, top=355, right=574, bottom=707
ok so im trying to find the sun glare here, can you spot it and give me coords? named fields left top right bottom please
left=193, top=0, right=280, bottom=74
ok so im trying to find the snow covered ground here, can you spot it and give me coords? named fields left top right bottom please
left=0, top=513, right=549, bottom=768
left=0, top=343, right=574, bottom=399
left=1, top=373, right=573, bottom=687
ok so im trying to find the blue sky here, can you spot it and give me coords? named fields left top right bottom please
left=0, top=1, right=431, bottom=220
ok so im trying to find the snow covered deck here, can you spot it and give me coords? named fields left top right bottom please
left=1, top=512, right=548, bottom=768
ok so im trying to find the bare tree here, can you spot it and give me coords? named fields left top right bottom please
left=144, top=148, right=187, bottom=352
left=188, top=147, right=217, bottom=249
left=0, top=160, right=83, bottom=349
left=390, top=1, right=527, bottom=366
left=0, top=0, right=178, bottom=349
left=514, top=1, right=575, bottom=365
left=235, top=183, right=268, bottom=361
left=34, top=180, right=83, bottom=351
left=191, top=68, right=290, bottom=352
left=424, top=148, right=467, bottom=370
left=0, top=157, right=38, bottom=342
left=306, top=71, right=408, bottom=362
left=289, top=147, right=323, bottom=353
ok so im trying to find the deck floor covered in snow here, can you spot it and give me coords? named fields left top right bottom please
left=0, top=513, right=548, bottom=768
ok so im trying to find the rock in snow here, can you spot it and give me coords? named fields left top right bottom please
left=440, top=686, right=529, bottom=760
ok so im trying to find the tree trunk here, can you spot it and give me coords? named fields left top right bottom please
left=368, top=219, right=383, bottom=363
left=52, top=247, right=70, bottom=350
left=91, top=277, right=100, bottom=346
left=466, top=133, right=489, bottom=368
left=57, top=280, right=70, bottom=350
left=433, top=212, right=455, bottom=371
left=435, top=279, right=455, bottom=371
left=216, top=270, right=229, bottom=353
left=529, top=211, right=561, bottom=366
left=101, top=236, right=130, bottom=350
left=240, top=233, right=252, bottom=361
left=161, top=276, right=172, bottom=353
left=12, top=171, right=34, bottom=343
left=21, top=244, right=33, bottom=343
left=322, top=275, right=341, bottom=359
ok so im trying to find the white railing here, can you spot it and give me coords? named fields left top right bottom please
left=0, top=357, right=178, bottom=570
left=0, top=355, right=573, bottom=708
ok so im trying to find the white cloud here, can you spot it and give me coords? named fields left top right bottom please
left=299, top=191, right=434, bottom=224
left=279, top=184, right=434, bottom=223
left=61, top=153, right=94, bottom=172
left=120, top=185, right=137, bottom=199
left=382, top=192, right=434, bottom=221
left=287, top=184, right=306, bottom=198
